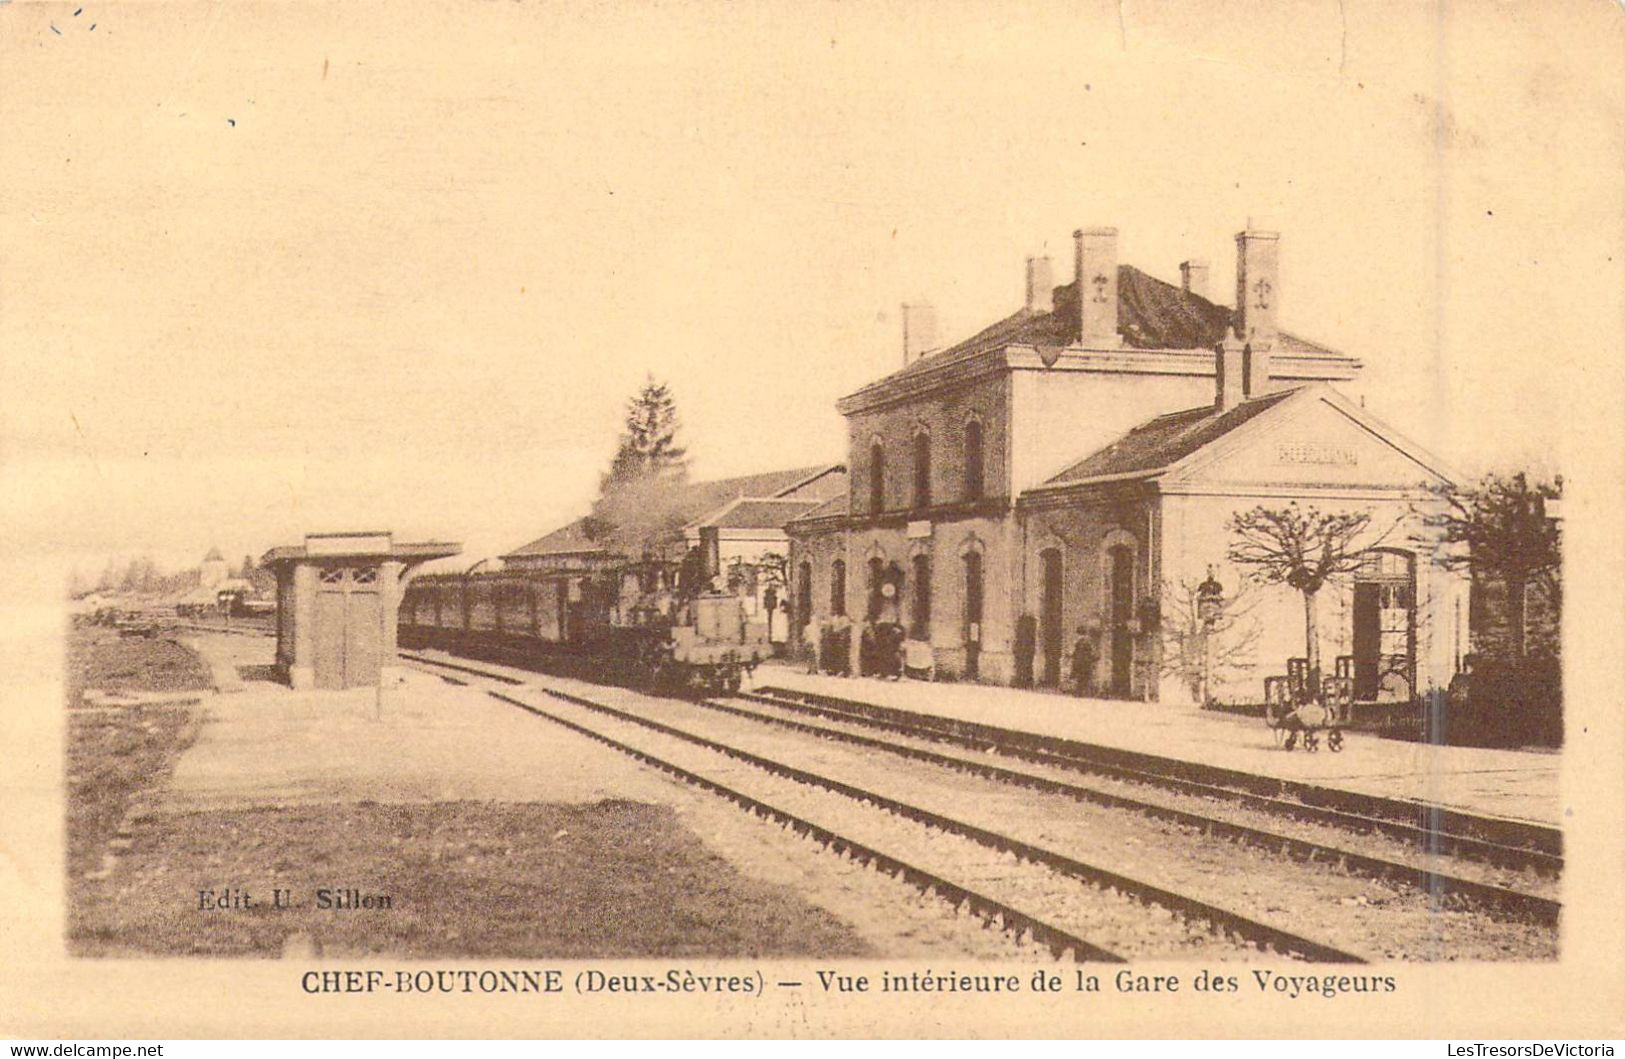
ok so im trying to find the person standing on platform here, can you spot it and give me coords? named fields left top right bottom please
left=1070, top=625, right=1097, bottom=697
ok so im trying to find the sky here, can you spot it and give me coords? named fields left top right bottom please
left=3, top=0, right=1622, bottom=583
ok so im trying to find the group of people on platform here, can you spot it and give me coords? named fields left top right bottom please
left=800, top=614, right=1104, bottom=697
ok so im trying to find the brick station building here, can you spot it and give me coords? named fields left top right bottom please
left=786, top=224, right=1470, bottom=706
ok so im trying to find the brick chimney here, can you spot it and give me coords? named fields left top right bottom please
left=1234, top=224, right=1279, bottom=350
left=1180, top=258, right=1210, bottom=300
left=1235, top=224, right=1279, bottom=395
left=1025, top=255, right=1054, bottom=313
left=901, top=302, right=937, bottom=365
left=1215, top=330, right=1245, bottom=412
left=1073, top=227, right=1119, bottom=346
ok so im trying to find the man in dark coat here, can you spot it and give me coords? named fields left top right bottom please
left=1070, top=626, right=1097, bottom=697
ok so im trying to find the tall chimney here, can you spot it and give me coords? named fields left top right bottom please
left=1073, top=227, right=1119, bottom=346
left=901, top=302, right=937, bottom=364
left=1234, top=225, right=1280, bottom=349
left=1025, top=255, right=1054, bottom=313
left=1180, top=258, right=1210, bottom=300
left=1214, top=331, right=1245, bottom=412
left=1235, top=224, right=1279, bottom=395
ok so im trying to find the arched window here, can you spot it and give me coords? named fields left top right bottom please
left=869, top=442, right=885, bottom=515
left=912, top=430, right=932, bottom=508
left=964, top=419, right=984, bottom=500
left=796, top=561, right=812, bottom=630
left=830, top=559, right=847, bottom=617
left=910, top=553, right=931, bottom=639
left=866, top=557, right=886, bottom=620
left=963, top=549, right=984, bottom=679
left=1039, top=547, right=1064, bottom=686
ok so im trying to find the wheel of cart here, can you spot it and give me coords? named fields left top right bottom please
left=1263, top=676, right=1296, bottom=749
left=1262, top=670, right=1352, bottom=752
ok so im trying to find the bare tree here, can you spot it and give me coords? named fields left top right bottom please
left=1157, top=574, right=1261, bottom=704
left=1226, top=503, right=1387, bottom=693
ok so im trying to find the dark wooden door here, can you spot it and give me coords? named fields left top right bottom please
left=963, top=551, right=983, bottom=679
left=1107, top=545, right=1134, bottom=696
left=1040, top=549, right=1063, bottom=686
left=1352, top=582, right=1381, bottom=700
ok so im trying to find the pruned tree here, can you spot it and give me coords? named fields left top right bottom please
left=586, top=376, right=692, bottom=558
left=1157, top=574, right=1261, bottom=704
left=1227, top=503, right=1387, bottom=693
left=1417, top=472, right=1561, bottom=660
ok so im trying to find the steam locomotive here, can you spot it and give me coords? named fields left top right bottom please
left=397, top=551, right=774, bottom=695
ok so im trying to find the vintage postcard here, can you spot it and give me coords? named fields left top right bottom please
left=2, top=0, right=1622, bottom=1041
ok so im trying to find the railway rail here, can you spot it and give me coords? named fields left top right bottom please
left=746, top=684, right=1563, bottom=876
left=404, top=650, right=1450, bottom=962
left=403, top=650, right=1558, bottom=943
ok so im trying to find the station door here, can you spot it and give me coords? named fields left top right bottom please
left=314, top=565, right=382, bottom=689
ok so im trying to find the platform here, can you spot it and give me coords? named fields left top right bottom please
left=752, top=664, right=1562, bottom=829
left=157, top=632, right=680, bottom=814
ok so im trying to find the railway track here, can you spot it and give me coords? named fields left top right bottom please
left=746, top=684, right=1563, bottom=876
left=403, top=650, right=1560, bottom=950
left=677, top=690, right=1560, bottom=925
left=404, top=650, right=1469, bottom=962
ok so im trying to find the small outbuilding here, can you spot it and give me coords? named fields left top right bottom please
left=261, top=532, right=460, bottom=690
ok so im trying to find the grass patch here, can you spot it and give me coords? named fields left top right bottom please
left=68, top=626, right=212, bottom=706
left=66, top=704, right=198, bottom=879
left=66, top=628, right=208, bottom=879
left=71, top=800, right=872, bottom=959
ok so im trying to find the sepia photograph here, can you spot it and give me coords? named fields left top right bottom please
left=2, top=0, right=1622, bottom=1042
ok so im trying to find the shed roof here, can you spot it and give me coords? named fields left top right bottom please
left=261, top=540, right=461, bottom=566
left=503, top=464, right=842, bottom=559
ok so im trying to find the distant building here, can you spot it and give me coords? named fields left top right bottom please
left=430, top=465, right=850, bottom=637
left=199, top=546, right=230, bottom=589
left=787, top=223, right=1469, bottom=705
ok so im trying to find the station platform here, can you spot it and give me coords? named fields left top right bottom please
left=750, top=663, right=1562, bottom=829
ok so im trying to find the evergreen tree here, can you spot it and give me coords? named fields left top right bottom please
left=601, top=376, right=688, bottom=491
left=587, top=377, right=692, bottom=556
left=1419, top=472, right=1561, bottom=660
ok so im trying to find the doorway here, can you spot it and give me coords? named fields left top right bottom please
left=1106, top=544, right=1135, bottom=696
left=1352, top=550, right=1416, bottom=701
left=963, top=551, right=983, bottom=679
left=1039, top=548, right=1063, bottom=686
left=313, top=565, right=382, bottom=689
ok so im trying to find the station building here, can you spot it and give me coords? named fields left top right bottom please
left=786, top=224, right=1469, bottom=706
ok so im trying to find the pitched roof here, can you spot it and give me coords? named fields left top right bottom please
left=203, top=546, right=225, bottom=562
left=850, top=265, right=1351, bottom=396
left=676, top=464, right=838, bottom=514
left=503, top=464, right=840, bottom=558
left=502, top=517, right=606, bottom=559
left=1042, top=387, right=1301, bottom=487
left=785, top=492, right=849, bottom=528
left=691, top=497, right=826, bottom=531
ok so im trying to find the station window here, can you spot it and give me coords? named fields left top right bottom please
left=910, top=554, right=931, bottom=639
left=869, top=442, right=885, bottom=515
left=964, top=420, right=984, bottom=500
left=830, top=559, right=847, bottom=617
left=912, top=430, right=932, bottom=509
left=796, top=562, right=812, bottom=629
